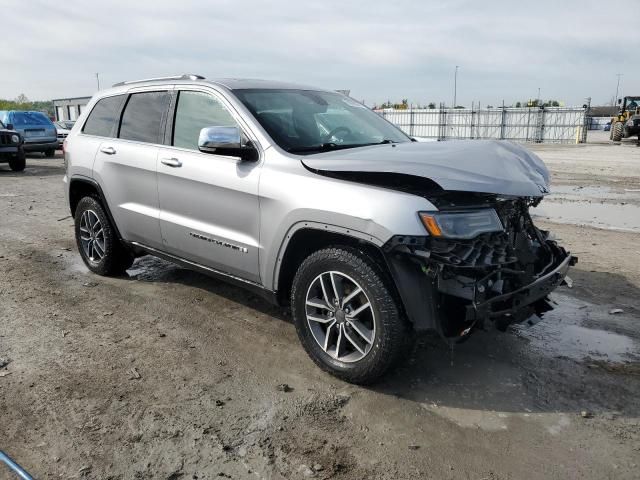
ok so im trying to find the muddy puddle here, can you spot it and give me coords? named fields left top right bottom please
left=514, top=293, right=639, bottom=363
left=531, top=184, right=640, bottom=232
left=532, top=201, right=640, bottom=232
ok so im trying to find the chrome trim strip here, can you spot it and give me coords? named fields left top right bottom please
left=130, top=241, right=262, bottom=288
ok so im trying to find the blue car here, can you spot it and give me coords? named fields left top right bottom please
left=0, top=110, right=58, bottom=157
left=604, top=122, right=611, bottom=132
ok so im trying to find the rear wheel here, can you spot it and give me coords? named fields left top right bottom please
left=291, top=247, right=409, bottom=384
left=611, top=121, right=624, bottom=141
left=9, top=149, right=25, bottom=171
left=74, top=196, right=134, bottom=276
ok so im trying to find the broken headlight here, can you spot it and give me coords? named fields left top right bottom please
left=419, top=209, right=503, bottom=239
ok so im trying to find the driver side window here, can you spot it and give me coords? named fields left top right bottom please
left=173, top=91, right=237, bottom=151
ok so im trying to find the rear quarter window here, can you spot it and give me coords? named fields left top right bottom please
left=82, top=95, right=125, bottom=137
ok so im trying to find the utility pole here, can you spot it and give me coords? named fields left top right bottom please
left=537, top=87, right=541, bottom=106
left=96, top=73, right=100, bottom=91
left=614, top=73, right=623, bottom=105
left=453, top=65, right=459, bottom=108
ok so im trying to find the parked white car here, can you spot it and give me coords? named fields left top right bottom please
left=55, top=120, right=74, bottom=149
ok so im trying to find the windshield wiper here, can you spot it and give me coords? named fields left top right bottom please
left=287, top=139, right=398, bottom=154
left=287, top=143, right=357, bottom=154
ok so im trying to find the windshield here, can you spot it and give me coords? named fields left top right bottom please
left=55, top=121, right=74, bottom=130
left=0, top=120, right=4, bottom=129
left=11, top=112, right=52, bottom=127
left=625, top=98, right=640, bottom=111
left=234, top=89, right=411, bottom=154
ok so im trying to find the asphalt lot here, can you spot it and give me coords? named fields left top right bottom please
left=1, top=138, right=639, bottom=479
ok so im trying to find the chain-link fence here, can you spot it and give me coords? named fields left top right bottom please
left=376, top=106, right=588, bottom=144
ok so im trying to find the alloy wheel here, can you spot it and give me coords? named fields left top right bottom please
left=305, top=271, right=376, bottom=363
left=79, top=209, right=105, bottom=263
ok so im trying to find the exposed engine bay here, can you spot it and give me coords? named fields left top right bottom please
left=382, top=191, right=576, bottom=339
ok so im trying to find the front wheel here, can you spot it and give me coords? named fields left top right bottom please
left=611, top=121, right=624, bottom=141
left=291, top=247, right=409, bottom=384
left=9, top=149, right=25, bottom=171
left=74, top=196, right=134, bottom=276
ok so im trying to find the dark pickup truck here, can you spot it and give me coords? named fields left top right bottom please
left=0, top=120, right=25, bottom=171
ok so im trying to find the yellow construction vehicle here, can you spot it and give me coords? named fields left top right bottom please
left=610, top=96, right=640, bottom=141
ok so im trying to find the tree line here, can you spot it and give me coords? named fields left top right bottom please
left=374, top=99, right=562, bottom=109
left=0, top=94, right=54, bottom=117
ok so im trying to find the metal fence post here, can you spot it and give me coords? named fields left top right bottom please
left=500, top=101, right=506, bottom=140
left=409, top=108, right=415, bottom=137
left=470, top=102, right=475, bottom=139
left=581, top=98, right=591, bottom=143
left=535, top=107, right=544, bottom=143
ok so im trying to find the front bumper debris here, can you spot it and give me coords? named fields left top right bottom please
left=463, top=245, right=575, bottom=322
left=383, top=199, right=577, bottom=338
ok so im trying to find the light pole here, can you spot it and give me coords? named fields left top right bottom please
left=453, top=65, right=459, bottom=108
left=96, top=73, right=100, bottom=91
left=614, top=73, right=623, bottom=105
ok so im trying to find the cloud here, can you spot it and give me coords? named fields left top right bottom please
left=0, top=0, right=636, bottom=106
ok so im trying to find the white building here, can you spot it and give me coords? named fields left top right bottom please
left=52, top=96, right=91, bottom=121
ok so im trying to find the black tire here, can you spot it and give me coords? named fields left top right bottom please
left=291, top=247, right=409, bottom=384
left=74, top=196, right=134, bottom=276
left=612, top=121, right=624, bottom=141
left=44, top=149, right=55, bottom=158
left=9, top=149, right=25, bottom=172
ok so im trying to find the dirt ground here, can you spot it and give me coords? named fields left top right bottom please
left=1, top=136, right=639, bottom=479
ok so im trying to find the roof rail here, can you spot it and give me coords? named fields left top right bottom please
left=112, top=74, right=205, bottom=87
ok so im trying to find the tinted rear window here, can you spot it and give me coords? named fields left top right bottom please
left=12, top=112, right=52, bottom=126
left=119, top=91, right=170, bottom=144
left=83, top=95, right=124, bottom=137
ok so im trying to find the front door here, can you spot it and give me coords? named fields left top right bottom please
left=157, top=89, right=261, bottom=283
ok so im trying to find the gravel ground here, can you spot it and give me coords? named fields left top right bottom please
left=1, top=139, right=639, bottom=479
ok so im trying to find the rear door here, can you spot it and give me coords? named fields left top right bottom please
left=92, top=89, right=171, bottom=249
left=156, top=87, right=262, bottom=282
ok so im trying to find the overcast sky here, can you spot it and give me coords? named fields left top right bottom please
left=2, top=0, right=636, bottom=106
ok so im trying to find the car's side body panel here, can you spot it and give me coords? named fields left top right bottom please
left=257, top=149, right=437, bottom=291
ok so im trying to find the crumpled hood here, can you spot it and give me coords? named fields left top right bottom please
left=301, top=140, right=550, bottom=197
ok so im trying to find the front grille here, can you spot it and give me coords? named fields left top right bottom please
left=57, top=133, right=68, bottom=139
left=0, top=133, right=12, bottom=146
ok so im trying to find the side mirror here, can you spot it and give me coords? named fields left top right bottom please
left=198, top=126, right=258, bottom=161
left=6, top=123, right=14, bottom=130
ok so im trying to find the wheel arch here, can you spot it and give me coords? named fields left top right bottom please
left=273, top=225, right=403, bottom=310
left=68, top=176, right=124, bottom=242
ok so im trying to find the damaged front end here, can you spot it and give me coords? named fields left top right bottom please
left=383, top=193, right=577, bottom=340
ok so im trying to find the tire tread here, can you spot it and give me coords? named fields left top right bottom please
left=291, top=246, right=409, bottom=384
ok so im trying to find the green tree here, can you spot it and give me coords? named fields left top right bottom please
left=0, top=97, right=54, bottom=117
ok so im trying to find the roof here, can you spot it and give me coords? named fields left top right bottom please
left=107, top=74, right=327, bottom=93
left=52, top=96, right=92, bottom=103
left=209, top=78, right=324, bottom=91
left=587, top=106, right=618, bottom=117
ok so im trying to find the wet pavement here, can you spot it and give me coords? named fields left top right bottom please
left=531, top=183, right=640, bottom=232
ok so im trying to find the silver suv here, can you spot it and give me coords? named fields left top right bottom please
left=64, top=74, right=575, bottom=383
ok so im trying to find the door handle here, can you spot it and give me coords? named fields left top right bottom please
left=161, top=157, right=182, bottom=168
left=100, top=146, right=116, bottom=155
